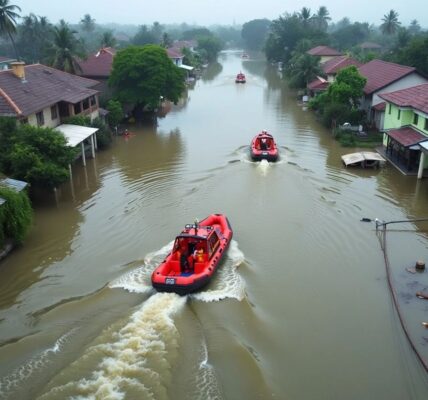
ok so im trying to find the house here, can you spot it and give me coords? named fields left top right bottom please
left=377, top=83, right=428, bottom=178
left=166, top=47, right=194, bottom=80
left=358, top=42, right=383, bottom=53
left=321, top=56, right=362, bottom=83
left=77, top=47, right=116, bottom=99
left=0, top=62, right=101, bottom=166
left=0, top=62, right=100, bottom=126
left=307, top=46, right=342, bottom=63
left=172, top=40, right=197, bottom=52
left=358, top=59, right=428, bottom=130
left=307, top=56, right=361, bottom=96
left=0, top=56, right=17, bottom=70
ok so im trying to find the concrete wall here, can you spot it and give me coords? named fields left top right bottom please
left=27, top=104, right=60, bottom=128
left=384, top=103, right=428, bottom=134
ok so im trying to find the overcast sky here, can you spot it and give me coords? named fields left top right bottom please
left=14, top=0, right=428, bottom=27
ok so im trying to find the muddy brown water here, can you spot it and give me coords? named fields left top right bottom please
left=1, top=51, right=428, bottom=400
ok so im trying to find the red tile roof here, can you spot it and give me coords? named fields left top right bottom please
left=166, top=47, right=183, bottom=59
left=0, top=64, right=99, bottom=117
left=358, top=59, right=416, bottom=95
left=378, top=83, right=428, bottom=115
left=386, top=126, right=428, bottom=147
left=78, top=47, right=116, bottom=77
left=307, top=46, right=342, bottom=56
left=372, top=102, right=386, bottom=111
left=307, top=76, right=329, bottom=91
left=321, top=56, right=362, bottom=75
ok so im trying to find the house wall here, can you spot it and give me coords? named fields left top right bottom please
left=372, top=72, right=428, bottom=107
left=27, top=104, right=60, bottom=128
left=320, top=55, right=337, bottom=63
left=384, top=104, right=428, bottom=134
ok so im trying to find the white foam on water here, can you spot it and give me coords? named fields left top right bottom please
left=109, top=241, right=174, bottom=294
left=190, top=340, right=223, bottom=400
left=191, top=240, right=245, bottom=303
left=0, top=328, right=78, bottom=399
left=257, top=159, right=271, bottom=176
left=39, top=293, right=186, bottom=400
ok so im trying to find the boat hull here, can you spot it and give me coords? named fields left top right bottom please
left=250, top=132, right=279, bottom=162
left=151, top=214, right=233, bottom=296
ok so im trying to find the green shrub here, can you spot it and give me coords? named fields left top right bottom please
left=0, top=187, right=33, bottom=245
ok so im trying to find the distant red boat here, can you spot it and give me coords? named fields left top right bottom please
left=250, top=130, right=279, bottom=161
left=151, top=214, right=233, bottom=295
left=235, top=72, right=246, bottom=83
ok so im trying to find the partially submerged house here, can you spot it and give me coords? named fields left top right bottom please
left=306, top=46, right=342, bottom=63
left=0, top=62, right=101, bottom=166
left=378, top=83, right=428, bottom=178
left=358, top=60, right=428, bottom=130
left=77, top=47, right=116, bottom=99
left=307, top=55, right=361, bottom=96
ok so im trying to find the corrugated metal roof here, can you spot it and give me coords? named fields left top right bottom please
left=54, top=124, right=99, bottom=147
left=0, top=177, right=28, bottom=191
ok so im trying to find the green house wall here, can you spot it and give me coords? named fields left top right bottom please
left=383, top=102, right=428, bottom=147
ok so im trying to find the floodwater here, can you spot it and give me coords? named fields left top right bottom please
left=1, top=51, right=428, bottom=400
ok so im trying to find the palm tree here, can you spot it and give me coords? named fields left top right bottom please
left=380, top=10, right=401, bottom=35
left=100, top=31, right=116, bottom=48
left=287, top=53, right=322, bottom=88
left=314, top=6, right=331, bottom=31
left=408, top=19, right=421, bottom=35
left=48, top=21, right=85, bottom=74
left=298, top=7, right=312, bottom=27
left=80, top=13, right=95, bottom=33
left=0, top=0, right=21, bottom=59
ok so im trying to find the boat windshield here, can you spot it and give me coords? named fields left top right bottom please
left=174, top=237, right=208, bottom=257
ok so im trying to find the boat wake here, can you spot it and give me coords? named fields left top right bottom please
left=37, top=293, right=186, bottom=400
left=0, top=329, right=78, bottom=400
left=191, top=240, right=245, bottom=302
left=109, top=241, right=174, bottom=294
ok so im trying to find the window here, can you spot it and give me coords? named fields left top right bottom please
left=51, top=105, right=58, bottom=120
left=36, top=111, right=44, bottom=126
left=388, top=104, right=391, bottom=114
left=90, top=95, right=96, bottom=106
left=425, top=118, right=428, bottom=131
left=73, top=103, right=82, bottom=115
left=413, top=113, right=419, bottom=125
left=397, top=109, right=401, bottom=120
left=82, top=98, right=89, bottom=110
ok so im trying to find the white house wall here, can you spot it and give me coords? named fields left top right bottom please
left=27, top=104, right=60, bottom=128
left=372, top=72, right=428, bottom=106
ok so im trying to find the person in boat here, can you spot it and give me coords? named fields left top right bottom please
left=261, top=137, right=268, bottom=150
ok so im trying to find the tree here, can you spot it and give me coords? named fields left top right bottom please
left=326, top=66, right=366, bottom=107
left=0, top=0, right=21, bottom=59
left=17, top=14, right=53, bottom=63
left=109, top=45, right=185, bottom=116
left=48, top=20, right=85, bottom=73
left=313, top=6, right=331, bottom=31
left=106, top=99, right=124, bottom=128
left=100, top=31, right=116, bottom=48
left=298, top=7, right=312, bottom=27
left=161, top=32, right=172, bottom=48
left=393, top=34, right=428, bottom=76
left=80, top=14, right=95, bottom=33
left=0, top=118, right=76, bottom=189
left=286, top=53, right=322, bottom=88
left=241, top=19, right=271, bottom=50
left=408, top=20, right=421, bottom=35
left=381, top=10, right=401, bottom=35
left=196, top=35, right=222, bottom=62
left=0, top=186, right=32, bottom=245
left=132, top=25, right=156, bottom=46
left=331, top=22, right=370, bottom=50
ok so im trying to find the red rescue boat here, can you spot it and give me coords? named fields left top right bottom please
left=235, top=72, right=246, bottom=83
left=151, top=214, right=233, bottom=295
left=250, top=130, right=279, bottom=161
